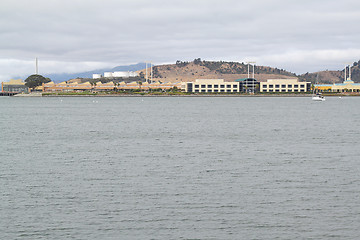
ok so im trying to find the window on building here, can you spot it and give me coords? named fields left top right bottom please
left=201, top=85, right=206, bottom=88
left=208, top=90, right=212, bottom=92
left=269, top=85, right=273, bottom=88
left=220, top=89, right=225, bottom=92
left=294, top=85, right=298, bottom=88
left=288, top=84, right=292, bottom=88
left=220, top=85, right=225, bottom=88
left=214, top=89, right=218, bottom=92
left=214, top=85, right=219, bottom=88
left=227, top=85, right=231, bottom=88
left=263, top=85, right=267, bottom=88
left=275, top=85, right=280, bottom=88
left=281, top=84, right=286, bottom=88
left=201, top=90, right=206, bottom=92
left=233, top=85, right=237, bottom=88
left=195, top=85, right=199, bottom=88
left=208, top=85, right=212, bottom=88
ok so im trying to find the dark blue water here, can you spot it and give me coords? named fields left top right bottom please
left=1, top=96, right=360, bottom=239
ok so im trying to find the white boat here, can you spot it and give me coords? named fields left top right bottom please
left=312, top=93, right=325, bottom=101
left=312, top=74, right=325, bottom=101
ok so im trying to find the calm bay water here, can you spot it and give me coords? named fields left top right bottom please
left=1, top=96, right=360, bottom=239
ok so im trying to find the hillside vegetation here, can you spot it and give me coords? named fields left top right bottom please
left=139, top=59, right=360, bottom=84
left=299, top=60, right=360, bottom=84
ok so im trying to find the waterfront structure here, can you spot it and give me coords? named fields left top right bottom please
left=314, top=84, right=332, bottom=92
left=315, top=65, right=360, bottom=93
left=42, top=81, right=181, bottom=92
left=182, top=79, right=240, bottom=93
left=316, top=79, right=360, bottom=93
left=235, top=78, right=260, bottom=93
left=329, top=79, right=360, bottom=93
left=1, top=79, right=29, bottom=93
left=260, top=79, right=311, bottom=93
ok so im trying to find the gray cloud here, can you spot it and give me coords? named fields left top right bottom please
left=1, top=0, right=360, bottom=81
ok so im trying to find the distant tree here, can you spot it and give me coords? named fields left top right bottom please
left=139, top=72, right=145, bottom=79
left=25, top=74, right=51, bottom=89
left=194, top=58, right=202, bottom=65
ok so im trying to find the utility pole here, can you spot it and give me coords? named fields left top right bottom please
left=349, top=64, right=351, bottom=81
left=246, top=61, right=256, bottom=93
left=247, top=63, right=250, bottom=79
left=145, top=62, right=148, bottom=82
left=150, top=62, right=153, bottom=83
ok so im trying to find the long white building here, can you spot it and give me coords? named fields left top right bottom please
left=182, top=79, right=240, bottom=93
left=260, top=79, right=311, bottom=93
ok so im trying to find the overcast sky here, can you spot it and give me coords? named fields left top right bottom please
left=1, top=0, right=360, bottom=81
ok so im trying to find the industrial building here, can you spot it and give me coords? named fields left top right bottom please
left=316, top=65, right=360, bottom=93
left=235, top=78, right=260, bottom=93
left=182, top=79, right=240, bottom=93
left=1, top=79, right=29, bottom=94
left=316, top=79, right=360, bottom=93
left=42, top=80, right=181, bottom=92
left=330, top=79, right=360, bottom=92
left=260, top=79, right=311, bottom=93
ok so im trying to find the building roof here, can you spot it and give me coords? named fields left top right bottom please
left=44, top=81, right=55, bottom=86
left=3, top=79, right=25, bottom=85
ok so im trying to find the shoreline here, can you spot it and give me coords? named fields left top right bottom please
left=10, top=92, right=360, bottom=98
left=36, top=94, right=360, bottom=97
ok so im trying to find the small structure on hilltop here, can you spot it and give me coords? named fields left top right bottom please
left=93, top=71, right=138, bottom=79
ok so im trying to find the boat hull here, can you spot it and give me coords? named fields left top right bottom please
left=312, top=96, right=325, bottom=101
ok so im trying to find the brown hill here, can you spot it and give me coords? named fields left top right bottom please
left=299, top=60, right=360, bottom=84
left=298, top=71, right=343, bottom=84
left=138, top=59, right=360, bottom=84
left=138, top=59, right=297, bottom=83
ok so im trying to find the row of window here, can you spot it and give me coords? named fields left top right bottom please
left=262, top=84, right=305, bottom=88
left=262, top=89, right=306, bottom=92
left=193, top=84, right=238, bottom=89
left=3, top=87, right=27, bottom=92
left=194, top=89, right=238, bottom=93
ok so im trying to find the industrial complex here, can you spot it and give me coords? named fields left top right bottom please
left=1, top=63, right=360, bottom=95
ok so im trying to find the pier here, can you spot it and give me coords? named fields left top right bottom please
left=0, top=92, right=18, bottom=96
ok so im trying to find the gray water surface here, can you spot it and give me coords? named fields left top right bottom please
left=1, top=96, right=360, bottom=239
